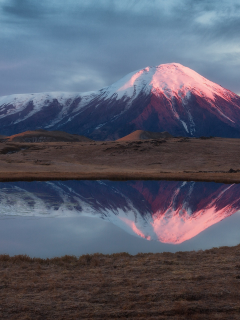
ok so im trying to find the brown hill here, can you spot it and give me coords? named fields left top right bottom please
left=6, top=130, right=92, bottom=143
left=117, top=130, right=173, bottom=141
left=0, top=135, right=7, bottom=142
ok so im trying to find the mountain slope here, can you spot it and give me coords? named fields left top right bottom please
left=1, top=63, right=240, bottom=139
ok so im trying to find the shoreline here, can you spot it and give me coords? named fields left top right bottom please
left=0, top=171, right=240, bottom=184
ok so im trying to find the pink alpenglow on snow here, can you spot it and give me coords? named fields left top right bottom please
left=1, top=180, right=240, bottom=244
left=115, top=63, right=235, bottom=103
left=1, top=63, right=240, bottom=139
left=119, top=217, right=151, bottom=240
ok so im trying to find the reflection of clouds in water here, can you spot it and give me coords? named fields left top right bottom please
left=0, top=180, right=240, bottom=244
left=0, top=214, right=240, bottom=258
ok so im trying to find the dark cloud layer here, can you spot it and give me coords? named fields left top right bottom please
left=0, top=0, right=239, bottom=96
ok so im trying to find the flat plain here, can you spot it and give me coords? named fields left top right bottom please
left=0, top=137, right=240, bottom=183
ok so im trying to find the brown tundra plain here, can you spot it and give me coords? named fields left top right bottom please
left=0, top=245, right=240, bottom=319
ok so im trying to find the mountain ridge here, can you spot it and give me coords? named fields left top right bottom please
left=1, top=63, right=240, bottom=139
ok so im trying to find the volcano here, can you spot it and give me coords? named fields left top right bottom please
left=1, top=63, right=240, bottom=139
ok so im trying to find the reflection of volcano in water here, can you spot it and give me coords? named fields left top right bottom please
left=0, top=180, right=240, bottom=244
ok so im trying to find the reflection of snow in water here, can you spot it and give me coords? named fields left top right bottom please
left=0, top=180, right=239, bottom=244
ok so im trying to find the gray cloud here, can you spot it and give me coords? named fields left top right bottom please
left=1, top=0, right=48, bottom=19
left=0, top=0, right=240, bottom=96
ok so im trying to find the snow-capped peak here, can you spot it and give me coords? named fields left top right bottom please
left=106, top=63, right=235, bottom=102
left=0, top=62, right=240, bottom=139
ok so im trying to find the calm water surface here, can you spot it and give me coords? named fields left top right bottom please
left=0, top=180, right=240, bottom=258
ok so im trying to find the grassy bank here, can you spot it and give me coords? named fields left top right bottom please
left=0, top=245, right=240, bottom=319
left=1, top=138, right=240, bottom=183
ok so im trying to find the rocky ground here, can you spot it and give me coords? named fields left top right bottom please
left=0, top=245, right=240, bottom=319
left=0, top=137, right=240, bottom=183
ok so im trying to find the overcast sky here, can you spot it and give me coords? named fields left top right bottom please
left=0, top=0, right=240, bottom=96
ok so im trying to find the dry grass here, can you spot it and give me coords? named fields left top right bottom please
left=1, top=137, right=240, bottom=183
left=0, top=246, right=240, bottom=319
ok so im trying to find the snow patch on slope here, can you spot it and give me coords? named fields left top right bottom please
left=0, top=90, right=99, bottom=125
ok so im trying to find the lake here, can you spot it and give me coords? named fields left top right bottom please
left=0, top=180, right=240, bottom=258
